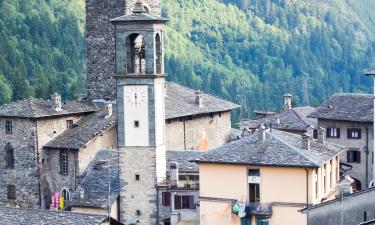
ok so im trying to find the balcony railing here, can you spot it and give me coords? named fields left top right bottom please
left=169, top=180, right=200, bottom=190
left=246, top=202, right=273, bottom=216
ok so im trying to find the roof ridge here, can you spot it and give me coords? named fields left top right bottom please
left=267, top=131, right=319, bottom=166
left=291, top=108, right=309, bottom=128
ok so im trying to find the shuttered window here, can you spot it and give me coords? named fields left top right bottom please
left=5, top=143, right=14, bottom=169
left=174, top=195, right=181, bottom=210
left=7, top=185, right=16, bottom=200
left=327, top=127, right=340, bottom=138
left=347, top=150, right=361, bottom=163
left=60, top=150, right=69, bottom=175
left=174, top=195, right=195, bottom=210
left=347, top=128, right=361, bottom=139
left=162, top=192, right=171, bottom=206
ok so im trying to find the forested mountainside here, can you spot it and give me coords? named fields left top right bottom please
left=1, top=0, right=375, bottom=121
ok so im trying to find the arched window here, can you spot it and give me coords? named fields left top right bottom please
left=5, top=143, right=14, bottom=169
left=61, top=188, right=70, bottom=201
left=155, top=33, right=162, bottom=74
left=125, top=33, right=146, bottom=74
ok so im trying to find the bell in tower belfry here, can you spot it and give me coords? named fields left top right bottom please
left=111, top=1, right=168, bottom=224
left=85, top=0, right=161, bottom=100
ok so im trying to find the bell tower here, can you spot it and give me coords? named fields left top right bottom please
left=111, top=1, right=167, bottom=224
left=86, top=0, right=161, bottom=100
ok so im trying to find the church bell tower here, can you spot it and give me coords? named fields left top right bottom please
left=111, top=1, right=167, bottom=224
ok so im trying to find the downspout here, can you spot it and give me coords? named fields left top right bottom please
left=305, top=168, right=309, bottom=207
left=183, top=120, right=187, bottom=150
left=365, top=125, right=369, bottom=188
left=156, top=185, right=160, bottom=224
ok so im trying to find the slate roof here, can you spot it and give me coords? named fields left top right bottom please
left=0, top=98, right=97, bottom=118
left=44, top=105, right=116, bottom=150
left=165, top=83, right=239, bottom=119
left=167, top=151, right=203, bottom=173
left=308, top=93, right=373, bottom=122
left=69, top=150, right=119, bottom=209
left=0, top=206, right=106, bottom=225
left=193, top=129, right=345, bottom=168
left=241, top=106, right=318, bottom=131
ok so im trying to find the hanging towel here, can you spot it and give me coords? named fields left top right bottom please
left=238, top=203, right=246, bottom=218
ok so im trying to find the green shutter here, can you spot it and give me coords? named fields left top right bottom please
left=256, top=217, right=269, bottom=225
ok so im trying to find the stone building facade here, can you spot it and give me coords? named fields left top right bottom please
left=166, top=111, right=232, bottom=151
left=0, top=118, right=39, bottom=208
left=86, top=0, right=161, bottom=100
left=309, top=93, right=375, bottom=189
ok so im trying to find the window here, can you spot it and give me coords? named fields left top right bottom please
left=134, top=120, right=140, bottom=128
left=61, top=188, right=70, bottom=202
left=327, top=127, right=340, bottom=138
left=313, top=130, right=318, bottom=139
left=60, top=150, right=69, bottom=175
left=347, top=150, right=361, bottom=163
left=135, top=174, right=140, bottom=181
left=249, top=183, right=260, bottom=203
left=5, top=143, right=14, bottom=169
left=5, top=120, right=13, bottom=134
left=66, top=120, right=74, bottom=129
left=7, top=185, right=16, bottom=200
left=174, top=195, right=195, bottom=210
left=155, top=33, right=162, bottom=74
left=162, top=192, right=171, bottom=206
left=347, top=128, right=361, bottom=139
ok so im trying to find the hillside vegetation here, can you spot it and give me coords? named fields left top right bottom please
left=0, top=0, right=375, bottom=121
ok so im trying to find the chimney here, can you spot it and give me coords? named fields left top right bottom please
left=317, top=127, right=326, bottom=145
left=170, top=162, right=179, bottom=188
left=258, top=125, right=266, bottom=142
left=283, top=93, right=292, bottom=111
left=105, top=102, right=113, bottom=118
left=302, top=133, right=311, bottom=150
left=306, top=126, right=314, bottom=138
left=51, top=92, right=62, bottom=111
left=80, top=189, right=85, bottom=199
left=195, top=91, right=204, bottom=108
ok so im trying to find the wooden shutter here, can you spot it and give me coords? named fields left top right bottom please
left=358, top=129, right=362, bottom=139
left=337, top=128, right=340, bottom=138
left=347, top=129, right=351, bottom=139
left=162, top=192, right=171, bottom=206
left=188, top=196, right=195, bottom=209
left=357, top=151, right=361, bottom=163
left=326, top=128, right=330, bottom=138
left=174, top=195, right=181, bottom=210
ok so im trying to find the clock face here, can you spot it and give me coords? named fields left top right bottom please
left=125, top=86, right=147, bottom=107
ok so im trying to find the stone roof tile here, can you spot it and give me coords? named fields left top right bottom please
left=194, top=129, right=345, bottom=168
left=0, top=206, right=106, bottom=225
left=308, top=93, right=373, bottom=122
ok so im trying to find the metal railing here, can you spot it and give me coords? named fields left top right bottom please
left=246, top=202, right=273, bottom=216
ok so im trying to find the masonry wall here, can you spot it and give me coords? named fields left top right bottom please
left=306, top=187, right=375, bottom=225
left=0, top=118, right=39, bottom=208
left=166, top=111, right=232, bottom=151
left=318, top=119, right=374, bottom=188
left=86, top=0, right=161, bottom=100
left=78, top=126, right=117, bottom=174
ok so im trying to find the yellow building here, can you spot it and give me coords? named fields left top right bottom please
left=194, top=127, right=346, bottom=225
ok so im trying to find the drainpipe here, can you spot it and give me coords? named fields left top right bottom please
left=365, top=125, right=369, bottom=188
left=183, top=120, right=187, bottom=150
left=305, top=168, right=309, bottom=207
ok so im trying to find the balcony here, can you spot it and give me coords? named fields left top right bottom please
left=169, top=180, right=200, bottom=190
left=246, top=202, right=273, bottom=216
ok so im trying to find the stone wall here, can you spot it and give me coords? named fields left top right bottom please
left=119, top=146, right=159, bottom=225
left=86, top=0, right=161, bottom=100
left=0, top=118, right=39, bottom=208
left=166, top=111, right=232, bottom=151
left=318, top=119, right=374, bottom=188
left=305, top=187, right=375, bottom=225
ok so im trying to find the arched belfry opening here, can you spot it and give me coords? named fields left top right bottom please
left=155, top=33, right=162, bottom=74
left=125, top=33, right=146, bottom=74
